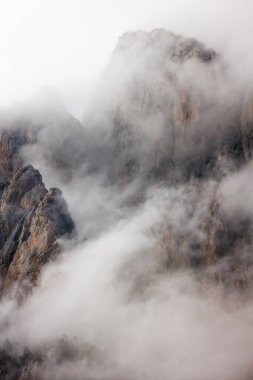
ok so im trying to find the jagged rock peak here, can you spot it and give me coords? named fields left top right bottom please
left=0, top=124, right=76, bottom=293
left=114, top=28, right=217, bottom=63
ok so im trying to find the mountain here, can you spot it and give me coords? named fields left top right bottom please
left=0, top=112, right=75, bottom=296
left=1, top=29, right=253, bottom=379
left=103, top=29, right=247, bottom=180
left=84, top=29, right=253, bottom=288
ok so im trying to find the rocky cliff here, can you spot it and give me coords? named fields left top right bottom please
left=1, top=29, right=253, bottom=379
left=0, top=123, right=75, bottom=294
left=105, top=29, right=247, bottom=180
left=1, top=30, right=251, bottom=293
left=100, top=29, right=253, bottom=287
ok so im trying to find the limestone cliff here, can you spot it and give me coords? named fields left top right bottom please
left=102, top=29, right=253, bottom=287
left=102, top=29, right=248, bottom=180
left=1, top=28, right=253, bottom=379
left=0, top=125, right=75, bottom=293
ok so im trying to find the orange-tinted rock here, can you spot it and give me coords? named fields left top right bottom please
left=0, top=129, right=75, bottom=292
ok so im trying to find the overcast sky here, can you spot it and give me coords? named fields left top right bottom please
left=0, top=0, right=252, bottom=117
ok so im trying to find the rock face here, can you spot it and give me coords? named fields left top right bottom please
left=241, top=92, right=253, bottom=162
left=1, top=28, right=253, bottom=379
left=0, top=126, right=75, bottom=293
left=0, top=336, right=103, bottom=380
left=1, top=30, right=252, bottom=293
left=77, top=30, right=253, bottom=289
left=99, top=29, right=247, bottom=181
left=97, top=29, right=253, bottom=287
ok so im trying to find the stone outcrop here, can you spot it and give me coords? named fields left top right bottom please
left=102, top=29, right=253, bottom=288
left=0, top=126, right=75, bottom=293
left=102, top=29, right=250, bottom=181
left=241, top=92, right=253, bottom=162
left=0, top=337, right=102, bottom=380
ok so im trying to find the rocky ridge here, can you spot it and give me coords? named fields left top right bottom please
left=105, top=29, right=253, bottom=287
left=0, top=124, right=75, bottom=294
left=0, top=29, right=253, bottom=379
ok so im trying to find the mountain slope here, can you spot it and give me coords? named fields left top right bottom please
left=0, top=122, right=75, bottom=294
left=1, top=29, right=253, bottom=380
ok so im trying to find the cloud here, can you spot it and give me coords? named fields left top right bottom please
left=0, top=0, right=253, bottom=117
left=1, top=184, right=253, bottom=380
left=1, top=1, right=253, bottom=379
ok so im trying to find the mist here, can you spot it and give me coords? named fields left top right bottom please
left=0, top=1, right=253, bottom=379
left=1, top=0, right=253, bottom=117
left=1, top=181, right=253, bottom=380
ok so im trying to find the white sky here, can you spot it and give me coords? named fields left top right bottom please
left=0, top=0, right=252, bottom=117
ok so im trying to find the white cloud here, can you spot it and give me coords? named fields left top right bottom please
left=0, top=0, right=252, bottom=117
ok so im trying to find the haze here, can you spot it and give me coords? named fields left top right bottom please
left=0, top=0, right=253, bottom=118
